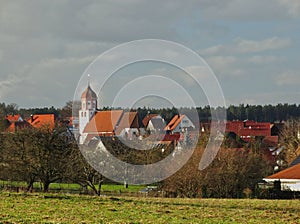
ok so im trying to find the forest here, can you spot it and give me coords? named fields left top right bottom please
left=1, top=101, right=300, bottom=123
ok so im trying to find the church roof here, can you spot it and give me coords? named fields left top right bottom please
left=83, top=110, right=123, bottom=134
left=81, top=85, right=97, bottom=99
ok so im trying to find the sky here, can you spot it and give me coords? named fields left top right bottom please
left=0, top=0, right=300, bottom=108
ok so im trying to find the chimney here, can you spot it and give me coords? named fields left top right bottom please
left=30, top=114, right=34, bottom=123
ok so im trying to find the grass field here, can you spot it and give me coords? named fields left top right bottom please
left=0, top=181, right=146, bottom=194
left=1, top=192, right=300, bottom=223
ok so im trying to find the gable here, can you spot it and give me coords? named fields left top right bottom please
left=115, top=111, right=139, bottom=135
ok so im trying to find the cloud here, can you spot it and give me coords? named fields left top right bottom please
left=235, top=37, right=292, bottom=53
left=1, top=56, right=95, bottom=107
left=277, top=0, right=300, bottom=17
left=198, top=0, right=300, bottom=20
left=0, top=1, right=299, bottom=107
left=201, top=37, right=292, bottom=55
left=247, top=55, right=284, bottom=64
left=276, top=71, right=300, bottom=86
left=205, top=56, right=245, bottom=78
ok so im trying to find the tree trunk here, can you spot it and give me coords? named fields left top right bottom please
left=43, top=181, right=51, bottom=192
left=97, top=176, right=103, bottom=196
left=26, top=180, right=34, bottom=192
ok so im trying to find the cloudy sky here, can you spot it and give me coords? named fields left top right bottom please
left=0, top=0, right=299, bottom=108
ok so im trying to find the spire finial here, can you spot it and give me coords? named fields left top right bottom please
left=87, top=74, right=90, bottom=86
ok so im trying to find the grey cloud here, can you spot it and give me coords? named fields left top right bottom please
left=0, top=0, right=299, bottom=107
left=201, top=37, right=292, bottom=55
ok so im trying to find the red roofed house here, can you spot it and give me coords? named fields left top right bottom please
left=142, top=114, right=159, bottom=127
left=263, top=164, right=300, bottom=191
left=27, top=114, right=55, bottom=129
left=5, top=114, right=23, bottom=123
left=114, top=111, right=140, bottom=139
left=165, top=114, right=195, bottom=134
left=5, top=114, right=55, bottom=132
left=5, top=114, right=28, bottom=132
left=226, top=120, right=276, bottom=143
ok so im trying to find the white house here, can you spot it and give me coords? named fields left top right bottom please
left=164, top=114, right=195, bottom=134
left=263, top=163, right=300, bottom=191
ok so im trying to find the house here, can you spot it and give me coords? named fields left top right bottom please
left=225, top=120, right=278, bottom=144
left=5, top=114, right=27, bottom=132
left=263, top=164, right=300, bottom=191
left=114, top=111, right=140, bottom=139
left=4, top=114, right=55, bottom=132
left=164, top=114, right=195, bottom=134
left=5, top=114, right=23, bottom=122
left=145, top=115, right=166, bottom=134
left=142, top=114, right=159, bottom=127
left=27, top=114, right=55, bottom=129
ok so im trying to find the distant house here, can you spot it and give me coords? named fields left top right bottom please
left=5, top=114, right=23, bottom=123
left=263, top=164, right=300, bottom=191
left=145, top=115, right=166, bottom=134
left=142, top=114, right=159, bottom=127
left=164, top=114, right=195, bottom=134
left=225, top=120, right=278, bottom=145
left=114, top=111, right=140, bottom=139
left=5, top=114, right=55, bottom=132
left=27, top=114, right=55, bottom=129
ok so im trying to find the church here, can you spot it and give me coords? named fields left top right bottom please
left=78, top=84, right=140, bottom=144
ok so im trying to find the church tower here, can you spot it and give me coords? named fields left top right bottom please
left=79, top=84, right=97, bottom=135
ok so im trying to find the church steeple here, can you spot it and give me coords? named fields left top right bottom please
left=79, top=82, right=98, bottom=135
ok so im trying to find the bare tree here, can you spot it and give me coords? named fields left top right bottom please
left=66, top=146, right=103, bottom=196
left=5, top=124, right=74, bottom=192
left=279, top=119, right=300, bottom=165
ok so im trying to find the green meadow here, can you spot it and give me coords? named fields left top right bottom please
left=1, top=192, right=299, bottom=223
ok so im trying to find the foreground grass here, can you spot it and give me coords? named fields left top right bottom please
left=1, top=192, right=300, bottom=223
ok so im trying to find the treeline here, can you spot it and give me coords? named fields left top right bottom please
left=2, top=102, right=300, bottom=123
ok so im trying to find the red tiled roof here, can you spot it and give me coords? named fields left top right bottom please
left=115, top=112, right=139, bottom=135
left=164, top=115, right=185, bottom=131
left=142, top=114, right=159, bottom=127
left=27, top=114, right=55, bottom=129
left=83, top=110, right=123, bottom=134
left=6, top=122, right=15, bottom=132
left=265, top=164, right=300, bottom=180
left=5, top=114, right=22, bottom=122
left=6, top=121, right=31, bottom=132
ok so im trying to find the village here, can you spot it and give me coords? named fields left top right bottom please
left=1, top=83, right=300, bottom=195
